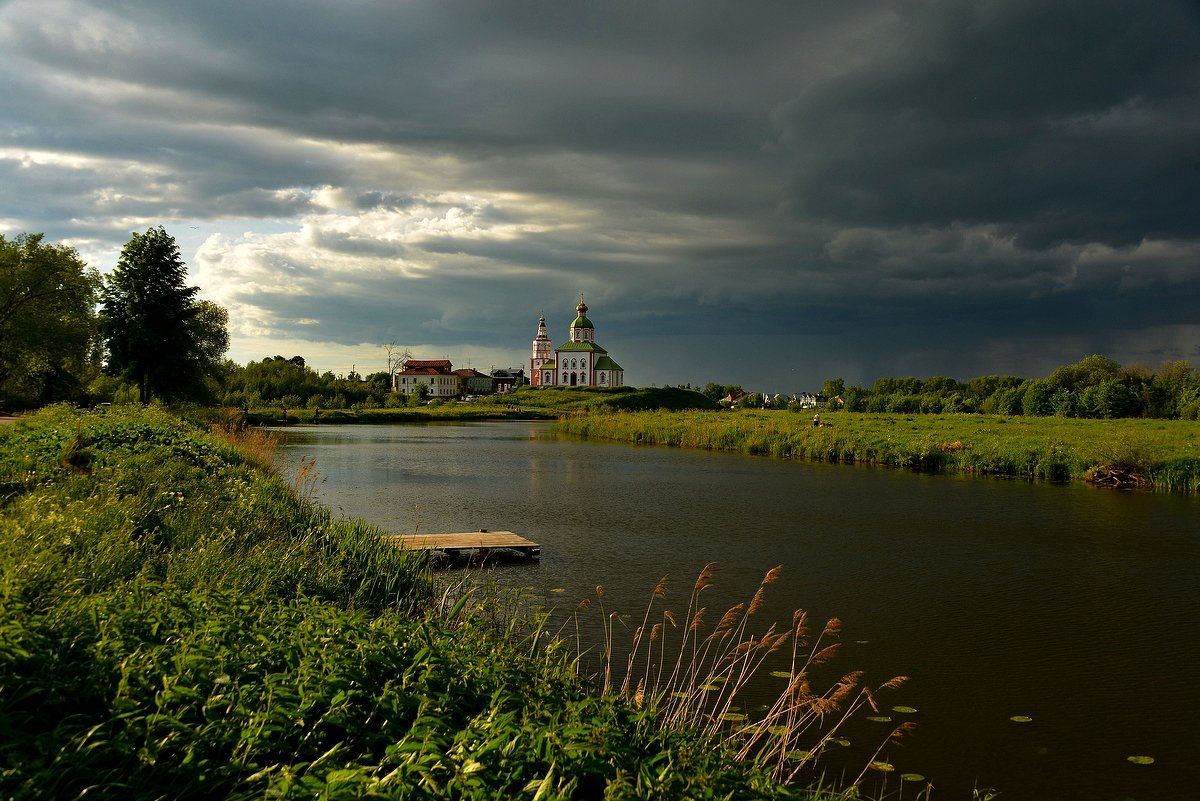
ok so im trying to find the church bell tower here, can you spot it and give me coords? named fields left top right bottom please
left=530, top=313, right=553, bottom=385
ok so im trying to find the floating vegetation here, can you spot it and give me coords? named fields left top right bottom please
left=868, top=761, right=895, bottom=773
left=1127, top=755, right=1155, bottom=765
left=865, top=715, right=893, bottom=723
left=770, top=670, right=793, bottom=678
left=1010, top=715, right=1034, bottom=724
left=829, top=738, right=851, bottom=747
left=901, top=773, right=926, bottom=782
left=892, top=705, right=918, bottom=714
left=722, top=712, right=748, bottom=722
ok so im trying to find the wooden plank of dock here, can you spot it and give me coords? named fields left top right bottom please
left=385, top=530, right=541, bottom=560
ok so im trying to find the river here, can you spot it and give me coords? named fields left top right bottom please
left=274, top=420, right=1199, bottom=801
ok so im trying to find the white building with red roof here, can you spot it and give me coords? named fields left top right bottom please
left=393, top=358, right=460, bottom=398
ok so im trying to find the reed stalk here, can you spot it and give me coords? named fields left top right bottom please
left=575, top=562, right=909, bottom=787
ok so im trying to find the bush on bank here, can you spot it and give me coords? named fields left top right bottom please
left=0, top=405, right=810, bottom=800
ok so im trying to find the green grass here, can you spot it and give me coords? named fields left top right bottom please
left=556, top=409, right=1200, bottom=492
left=239, top=385, right=720, bottom=425
left=1, top=404, right=856, bottom=800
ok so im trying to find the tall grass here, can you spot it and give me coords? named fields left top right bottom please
left=558, top=409, right=1200, bottom=492
left=569, top=563, right=915, bottom=794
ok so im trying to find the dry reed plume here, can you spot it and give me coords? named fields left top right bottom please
left=209, top=409, right=282, bottom=470
left=571, top=562, right=911, bottom=788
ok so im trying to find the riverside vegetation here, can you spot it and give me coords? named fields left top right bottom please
left=556, top=408, right=1200, bottom=493
left=1, top=405, right=915, bottom=800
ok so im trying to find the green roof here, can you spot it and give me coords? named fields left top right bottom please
left=555, top=341, right=607, bottom=354
left=594, top=356, right=623, bottom=371
left=571, top=315, right=594, bottom=329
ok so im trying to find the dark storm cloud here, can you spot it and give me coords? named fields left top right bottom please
left=2, top=0, right=1199, bottom=387
left=773, top=0, right=1200, bottom=247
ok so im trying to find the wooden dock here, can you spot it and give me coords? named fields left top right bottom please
left=385, top=530, right=541, bottom=561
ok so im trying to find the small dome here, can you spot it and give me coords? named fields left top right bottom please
left=571, top=294, right=594, bottom=329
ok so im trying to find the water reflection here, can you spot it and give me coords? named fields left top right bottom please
left=275, top=421, right=1200, bottom=801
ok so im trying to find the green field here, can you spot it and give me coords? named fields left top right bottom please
left=556, top=409, right=1200, bottom=492
left=243, top=385, right=720, bottom=425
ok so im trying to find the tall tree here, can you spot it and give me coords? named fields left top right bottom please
left=0, top=233, right=102, bottom=409
left=100, top=226, right=226, bottom=404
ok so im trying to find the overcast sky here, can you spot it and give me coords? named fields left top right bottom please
left=3, top=0, right=1198, bottom=391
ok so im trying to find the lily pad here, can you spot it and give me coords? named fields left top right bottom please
left=1127, top=755, right=1155, bottom=765
left=770, top=670, right=793, bottom=678
left=722, top=713, right=748, bottom=723
left=767, top=725, right=789, bottom=736
left=866, top=715, right=893, bottom=723
left=788, top=750, right=817, bottom=762
left=549, top=588, right=566, bottom=593
left=869, top=761, right=895, bottom=773
left=1010, top=715, right=1034, bottom=724
left=829, top=737, right=851, bottom=747
left=901, top=773, right=926, bottom=782
left=892, top=705, right=918, bottom=714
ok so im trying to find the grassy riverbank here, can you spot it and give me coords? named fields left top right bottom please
left=242, top=385, right=720, bottom=425
left=1, top=405, right=878, bottom=800
left=557, top=409, right=1200, bottom=492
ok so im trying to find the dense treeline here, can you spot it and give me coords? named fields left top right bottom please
left=217, top=355, right=403, bottom=411
left=830, top=355, right=1200, bottom=420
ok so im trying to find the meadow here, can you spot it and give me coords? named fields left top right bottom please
left=556, top=408, right=1200, bottom=493
left=238, top=385, right=720, bottom=425
left=0, top=405, right=901, bottom=800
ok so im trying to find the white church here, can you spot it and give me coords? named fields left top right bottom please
left=530, top=295, right=625, bottom=387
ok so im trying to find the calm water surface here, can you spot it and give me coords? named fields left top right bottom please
left=275, top=421, right=1199, bottom=801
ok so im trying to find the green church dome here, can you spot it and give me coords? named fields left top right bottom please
left=571, top=295, right=594, bottom=329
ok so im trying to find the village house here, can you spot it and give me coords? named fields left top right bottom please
left=455, top=367, right=492, bottom=396
left=392, top=358, right=460, bottom=398
left=490, top=368, right=526, bottom=394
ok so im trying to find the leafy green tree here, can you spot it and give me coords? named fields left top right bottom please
left=1080, top=379, right=1139, bottom=419
left=1047, top=355, right=1121, bottom=394
left=407, top=382, right=430, bottom=406
left=0, top=233, right=102, bottom=409
left=1050, top=388, right=1077, bottom=417
left=1022, top=379, right=1053, bottom=416
left=100, top=227, right=227, bottom=404
left=701, top=382, right=742, bottom=402
left=822, top=377, right=846, bottom=399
